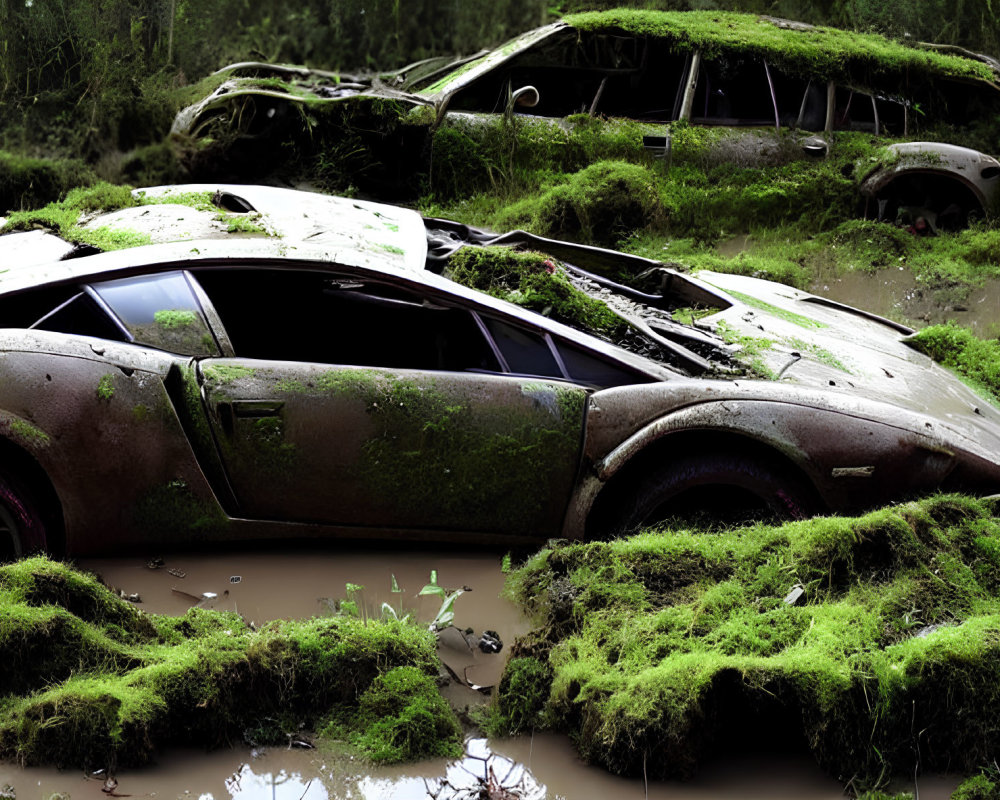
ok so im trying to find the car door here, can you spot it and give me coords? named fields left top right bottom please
left=192, top=267, right=588, bottom=536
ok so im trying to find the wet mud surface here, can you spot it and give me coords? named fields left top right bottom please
left=812, top=269, right=1000, bottom=333
left=0, top=546, right=964, bottom=799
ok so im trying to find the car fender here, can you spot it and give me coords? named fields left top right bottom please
left=564, top=397, right=967, bottom=537
left=859, top=142, right=1000, bottom=212
left=0, top=343, right=231, bottom=554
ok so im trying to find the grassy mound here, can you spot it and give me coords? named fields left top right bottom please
left=908, top=323, right=1000, bottom=404
left=0, top=557, right=460, bottom=770
left=423, top=124, right=874, bottom=247
left=496, top=161, right=664, bottom=247
left=490, top=495, right=1000, bottom=789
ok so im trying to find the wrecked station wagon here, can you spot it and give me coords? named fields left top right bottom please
left=173, top=11, right=1000, bottom=229
left=0, top=183, right=999, bottom=558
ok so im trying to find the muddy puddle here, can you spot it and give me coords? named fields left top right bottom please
left=811, top=268, right=1000, bottom=334
left=0, top=547, right=963, bottom=799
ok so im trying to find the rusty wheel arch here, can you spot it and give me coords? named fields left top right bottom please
left=0, top=436, right=66, bottom=557
left=865, top=170, right=989, bottom=228
left=584, top=429, right=825, bottom=539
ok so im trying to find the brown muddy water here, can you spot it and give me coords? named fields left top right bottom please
left=0, top=548, right=964, bottom=799
left=812, top=269, right=1000, bottom=334
left=715, top=234, right=1000, bottom=334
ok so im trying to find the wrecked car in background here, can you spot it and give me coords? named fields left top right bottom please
left=172, top=11, right=1000, bottom=222
left=1, top=184, right=999, bottom=559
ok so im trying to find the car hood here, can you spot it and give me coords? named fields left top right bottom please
left=690, top=269, right=1000, bottom=452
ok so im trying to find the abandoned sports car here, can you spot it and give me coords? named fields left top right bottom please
left=172, top=11, right=1000, bottom=228
left=0, top=184, right=999, bottom=558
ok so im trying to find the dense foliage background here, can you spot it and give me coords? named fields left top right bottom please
left=1, top=0, right=998, bottom=161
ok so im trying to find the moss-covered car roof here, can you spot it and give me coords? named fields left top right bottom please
left=566, top=10, right=998, bottom=85
left=0, top=184, right=429, bottom=289
left=417, top=10, right=998, bottom=100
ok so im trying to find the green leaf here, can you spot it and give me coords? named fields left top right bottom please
left=419, top=569, right=445, bottom=598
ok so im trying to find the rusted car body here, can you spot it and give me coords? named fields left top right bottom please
left=1, top=184, right=999, bottom=558
left=173, top=12, right=1000, bottom=219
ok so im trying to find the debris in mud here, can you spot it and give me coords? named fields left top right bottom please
left=479, top=630, right=503, bottom=654
left=424, top=738, right=546, bottom=800
left=490, top=494, right=1000, bottom=790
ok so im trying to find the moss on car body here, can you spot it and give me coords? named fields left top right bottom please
left=565, top=10, right=996, bottom=86
left=447, top=246, right=627, bottom=338
left=5, top=418, right=51, bottom=447
left=279, top=367, right=586, bottom=533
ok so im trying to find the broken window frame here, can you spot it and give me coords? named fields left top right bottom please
left=29, top=290, right=133, bottom=342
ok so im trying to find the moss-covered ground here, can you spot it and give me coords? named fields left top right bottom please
left=908, top=323, right=1000, bottom=404
left=0, top=557, right=462, bottom=770
left=488, top=495, right=1000, bottom=793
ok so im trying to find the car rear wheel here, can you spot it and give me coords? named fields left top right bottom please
left=0, top=471, right=47, bottom=561
left=609, top=451, right=818, bottom=534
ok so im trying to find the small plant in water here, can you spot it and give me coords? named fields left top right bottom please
left=419, top=569, right=464, bottom=631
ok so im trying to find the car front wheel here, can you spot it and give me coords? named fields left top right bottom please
left=0, top=471, right=47, bottom=561
left=609, top=451, right=818, bottom=533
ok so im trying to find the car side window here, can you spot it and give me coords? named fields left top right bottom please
left=555, top=338, right=650, bottom=388
left=90, top=272, right=220, bottom=357
left=481, top=316, right=563, bottom=378
left=192, top=268, right=501, bottom=372
left=447, top=32, right=688, bottom=121
left=29, top=290, right=130, bottom=342
left=693, top=55, right=777, bottom=126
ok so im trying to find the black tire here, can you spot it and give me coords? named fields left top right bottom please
left=0, top=471, right=47, bottom=561
left=608, top=451, right=818, bottom=534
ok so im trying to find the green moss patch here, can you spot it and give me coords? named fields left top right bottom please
left=1, top=182, right=148, bottom=251
left=565, top=10, right=996, bottom=86
left=0, top=557, right=458, bottom=770
left=96, top=374, right=116, bottom=401
left=447, top=246, right=626, bottom=338
left=496, top=160, right=663, bottom=247
left=907, top=323, right=1000, bottom=405
left=322, top=666, right=463, bottom=763
left=492, top=495, right=1000, bottom=789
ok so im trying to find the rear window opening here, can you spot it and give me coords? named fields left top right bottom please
left=30, top=292, right=128, bottom=341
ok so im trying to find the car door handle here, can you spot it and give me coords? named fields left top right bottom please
left=232, top=400, right=285, bottom=418
left=215, top=400, right=284, bottom=436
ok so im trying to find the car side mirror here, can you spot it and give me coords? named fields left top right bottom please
left=800, top=135, right=829, bottom=157
left=506, top=85, right=539, bottom=120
